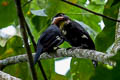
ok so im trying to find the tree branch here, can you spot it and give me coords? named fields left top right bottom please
left=14, top=0, right=37, bottom=80
left=25, top=22, right=37, bottom=50
left=0, top=71, right=21, bottom=80
left=0, top=48, right=115, bottom=69
left=62, top=0, right=120, bottom=22
left=112, top=9, right=120, bottom=54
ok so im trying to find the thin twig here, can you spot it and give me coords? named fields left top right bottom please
left=19, top=0, right=47, bottom=79
left=66, top=13, right=92, bottom=15
left=37, top=61, right=47, bottom=80
left=62, top=0, right=120, bottom=22
left=24, top=11, right=48, bottom=80
left=24, top=22, right=37, bottom=50
left=25, top=18, right=48, bottom=80
left=23, top=5, right=48, bottom=80
left=14, top=0, right=37, bottom=80
left=22, top=0, right=32, bottom=7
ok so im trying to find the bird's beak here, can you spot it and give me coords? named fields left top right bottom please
left=51, top=16, right=70, bottom=30
left=51, top=17, right=64, bottom=24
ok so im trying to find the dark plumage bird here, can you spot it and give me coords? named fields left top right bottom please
left=52, top=13, right=98, bottom=67
left=34, top=24, right=64, bottom=64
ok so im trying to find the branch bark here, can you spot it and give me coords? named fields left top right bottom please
left=112, top=9, right=120, bottom=54
left=0, top=71, right=21, bottom=80
left=0, top=48, right=115, bottom=69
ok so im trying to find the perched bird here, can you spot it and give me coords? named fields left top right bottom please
left=52, top=13, right=98, bottom=67
left=34, top=24, right=65, bottom=64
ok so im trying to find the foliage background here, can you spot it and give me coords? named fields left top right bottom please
left=0, top=0, right=120, bottom=80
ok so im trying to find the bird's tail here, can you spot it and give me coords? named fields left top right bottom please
left=34, top=46, right=43, bottom=64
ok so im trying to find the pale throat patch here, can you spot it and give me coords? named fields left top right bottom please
left=81, top=35, right=88, bottom=39
left=53, top=47, right=58, bottom=50
left=56, top=36, right=61, bottom=40
left=62, top=30, right=67, bottom=35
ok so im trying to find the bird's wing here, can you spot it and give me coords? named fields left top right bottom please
left=41, top=26, right=64, bottom=50
left=72, top=21, right=90, bottom=37
left=34, top=25, right=64, bottom=64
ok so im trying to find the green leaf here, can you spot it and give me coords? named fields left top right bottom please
left=87, top=2, right=104, bottom=13
left=0, top=0, right=17, bottom=28
left=95, top=0, right=119, bottom=52
left=21, top=0, right=30, bottom=15
left=0, top=36, right=25, bottom=59
left=6, top=36, right=23, bottom=49
left=70, top=58, right=95, bottom=80
left=91, top=0, right=105, bottom=4
left=51, top=73, right=67, bottom=80
left=81, top=14, right=101, bottom=33
left=74, top=20, right=97, bottom=40
left=46, top=0, right=77, bottom=17
left=55, top=57, right=69, bottom=61
left=3, top=62, right=32, bottom=80
left=77, top=0, right=87, bottom=5
left=111, top=0, right=120, bottom=6
left=35, top=59, right=55, bottom=80
left=0, top=45, right=5, bottom=56
left=59, top=41, right=72, bottom=48
left=66, top=1, right=103, bottom=33
left=30, top=0, right=46, bottom=10
left=31, top=16, right=50, bottom=33
left=31, top=9, right=47, bottom=16
left=91, top=61, right=120, bottom=80
left=109, top=50, right=120, bottom=61
left=66, top=70, right=72, bottom=80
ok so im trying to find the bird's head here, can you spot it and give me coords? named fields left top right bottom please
left=52, top=13, right=70, bottom=30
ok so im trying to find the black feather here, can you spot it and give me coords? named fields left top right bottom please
left=34, top=24, right=64, bottom=64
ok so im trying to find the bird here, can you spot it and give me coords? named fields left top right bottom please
left=52, top=13, right=98, bottom=67
left=34, top=24, right=65, bottom=64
